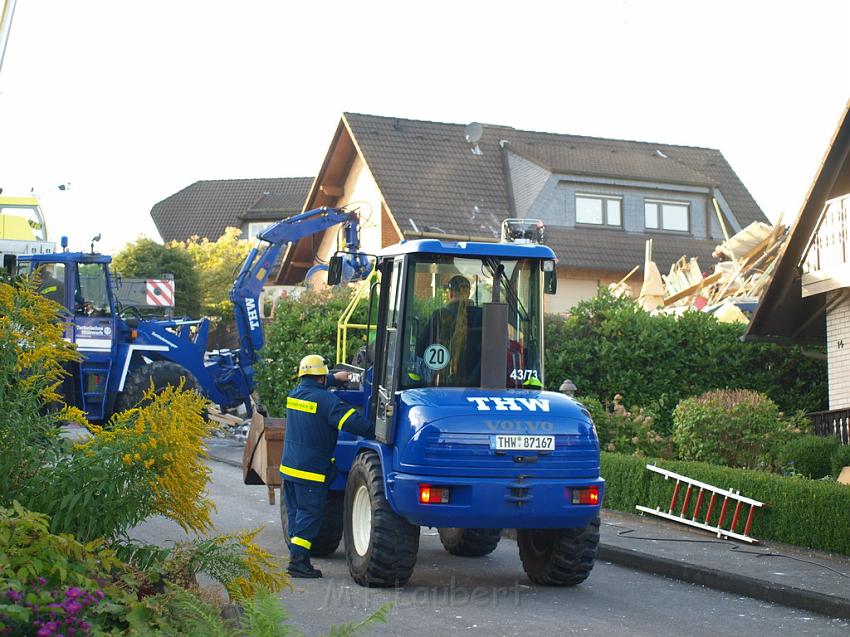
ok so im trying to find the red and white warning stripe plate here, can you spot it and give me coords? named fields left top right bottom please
left=146, top=279, right=175, bottom=306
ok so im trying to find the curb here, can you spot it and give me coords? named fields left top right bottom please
left=598, top=544, right=850, bottom=620
left=207, top=453, right=243, bottom=469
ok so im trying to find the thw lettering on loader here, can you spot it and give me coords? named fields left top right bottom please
left=245, top=297, right=261, bottom=331
left=466, top=397, right=551, bottom=412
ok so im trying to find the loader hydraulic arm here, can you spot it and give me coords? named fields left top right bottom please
left=229, top=207, right=370, bottom=372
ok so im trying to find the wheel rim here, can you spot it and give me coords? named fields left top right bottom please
left=352, top=484, right=372, bottom=556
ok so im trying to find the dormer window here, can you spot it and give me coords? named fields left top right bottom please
left=576, top=194, right=622, bottom=227
left=645, top=199, right=689, bottom=232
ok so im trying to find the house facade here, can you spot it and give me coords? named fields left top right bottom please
left=747, top=99, right=850, bottom=424
left=277, top=114, right=768, bottom=313
left=150, top=177, right=313, bottom=243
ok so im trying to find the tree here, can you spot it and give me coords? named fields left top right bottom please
left=181, top=227, right=253, bottom=321
left=112, top=237, right=200, bottom=316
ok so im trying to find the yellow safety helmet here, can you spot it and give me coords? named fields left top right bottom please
left=298, top=354, right=329, bottom=377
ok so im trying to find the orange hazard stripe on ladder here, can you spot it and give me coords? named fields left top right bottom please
left=636, top=464, right=765, bottom=544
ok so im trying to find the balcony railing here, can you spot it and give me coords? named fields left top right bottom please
left=809, top=408, right=850, bottom=445
left=802, top=194, right=849, bottom=275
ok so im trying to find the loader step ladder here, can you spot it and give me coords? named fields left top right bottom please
left=78, top=360, right=112, bottom=422
left=635, top=464, right=765, bottom=544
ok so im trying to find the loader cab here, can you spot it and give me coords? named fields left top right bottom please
left=365, top=240, right=557, bottom=442
left=20, top=253, right=116, bottom=319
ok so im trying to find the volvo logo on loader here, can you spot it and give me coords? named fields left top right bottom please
left=466, top=397, right=551, bottom=412
left=485, top=419, right=555, bottom=432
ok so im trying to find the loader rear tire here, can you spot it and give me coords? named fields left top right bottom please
left=113, top=361, right=201, bottom=414
left=438, top=528, right=502, bottom=557
left=280, top=490, right=344, bottom=557
left=517, top=517, right=600, bottom=586
left=344, top=451, right=419, bottom=587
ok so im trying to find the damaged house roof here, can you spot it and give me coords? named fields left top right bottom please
left=282, top=112, right=766, bottom=281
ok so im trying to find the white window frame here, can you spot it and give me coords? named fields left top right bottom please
left=575, top=194, right=623, bottom=227
left=247, top=221, right=274, bottom=240
left=644, top=199, right=690, bottom=233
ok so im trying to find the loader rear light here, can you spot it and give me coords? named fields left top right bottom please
left=130, top=329, right=138, bottom=341
left=569, top=487, right=599, bottom=505
left=419, top=485, right=450, bottom=504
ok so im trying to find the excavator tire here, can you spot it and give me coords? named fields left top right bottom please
left=113, top=361, right=201, bottom=414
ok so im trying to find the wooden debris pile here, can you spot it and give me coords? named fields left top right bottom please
left=610, top=219, right=788, bottom=323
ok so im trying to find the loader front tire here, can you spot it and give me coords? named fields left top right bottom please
left=344, top=451, right=419, bottom=587
left=113, top=361, right=201, bottom=414
left=517, top=517, right=600, bottom=586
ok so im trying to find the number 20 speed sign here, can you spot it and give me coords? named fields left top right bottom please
left=423, top=344, right=449, bottom=370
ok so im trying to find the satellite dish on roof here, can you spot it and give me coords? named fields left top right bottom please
left=465, top=122, right=484, bottom=144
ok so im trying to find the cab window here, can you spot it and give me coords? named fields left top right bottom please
left=75, top=264, right=112, bottom=317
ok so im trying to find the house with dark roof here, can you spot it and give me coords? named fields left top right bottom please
left=746, top=99, right=850, bottom=437
left=277, top=113, right=769, bottom=312
left=150, top=177, right=313, bottom=243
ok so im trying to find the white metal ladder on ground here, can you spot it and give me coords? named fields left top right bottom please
left=636, top=464, right=765, bottom=544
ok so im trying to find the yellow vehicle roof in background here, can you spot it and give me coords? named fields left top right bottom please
left=0, top=195, right=41, bottom=207
left=0, top=213, right=36, bottom=240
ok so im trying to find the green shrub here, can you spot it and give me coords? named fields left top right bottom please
left=672, top=389, right=786, bottom=469
left=777, top=435, right=840, bottom=478
left=601, top=452, right=850, bottom=555
left=544, top=290, right=827, bottom=434
left=830, top=443, right=850, bottom=478
left=577, top=394, right=672, bottom=458
left=256, top=286, right=369, bottom=416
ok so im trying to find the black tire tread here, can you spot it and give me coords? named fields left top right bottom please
left=113, top=361, right=200, bottom=414
left=345, top=452, right=419, bottom=587
left=517, top=517, right=600, bottom=586
left=438, top=528, right=502, bottom=557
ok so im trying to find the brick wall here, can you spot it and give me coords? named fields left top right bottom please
left=827, top=289, right=850, bottom=409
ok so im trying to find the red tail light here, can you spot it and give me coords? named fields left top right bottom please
left=569, top=487, right=599, bottom=505
left=419, top=485, right=450, bottom=504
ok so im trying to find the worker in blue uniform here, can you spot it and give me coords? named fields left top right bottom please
left=280, top=354, right=373, bottom=578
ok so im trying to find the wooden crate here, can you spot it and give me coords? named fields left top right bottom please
left=242, top=411, right=286, bottom=504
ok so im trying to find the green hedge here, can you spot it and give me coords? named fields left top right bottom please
left=601, top=452, right=850, bottom=555
left=545, top=292, right=827, bottom=434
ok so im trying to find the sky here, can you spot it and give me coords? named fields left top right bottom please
left=0, top=0, right=848, bottom=255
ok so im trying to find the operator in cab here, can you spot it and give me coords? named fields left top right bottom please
left=35, top=265, right=66, bottom=306
left=280, top=355, right=374, bottom=578
left=415, top=274, right=483, bottom=386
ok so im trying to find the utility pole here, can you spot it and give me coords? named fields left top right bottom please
left=0, top=0, right=18, bottom=77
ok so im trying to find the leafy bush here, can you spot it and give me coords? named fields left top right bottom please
left=672, top=389, right=787, bottom=469
left=577, top=394, right=672, bottom=458
left=112, top=237, right=201, bottom=317
left=545, top=291, right=827, bottom=433
left=601, top=452, right=850, bottom=555
left=831, top=444, right=850, bottom=478
left=256, top=286, right=369, bottom=416
left=777, top=435, right=840, bottom=478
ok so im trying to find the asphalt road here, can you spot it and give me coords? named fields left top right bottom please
left=131, top=462, right=850, bottom=637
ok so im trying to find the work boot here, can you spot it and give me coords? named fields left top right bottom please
left=287, top=554, right=322, bottom=578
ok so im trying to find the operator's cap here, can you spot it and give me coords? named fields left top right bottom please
left=446, top=275, right=470, bottom=291
left=298, top=354, right=329, bottom=378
